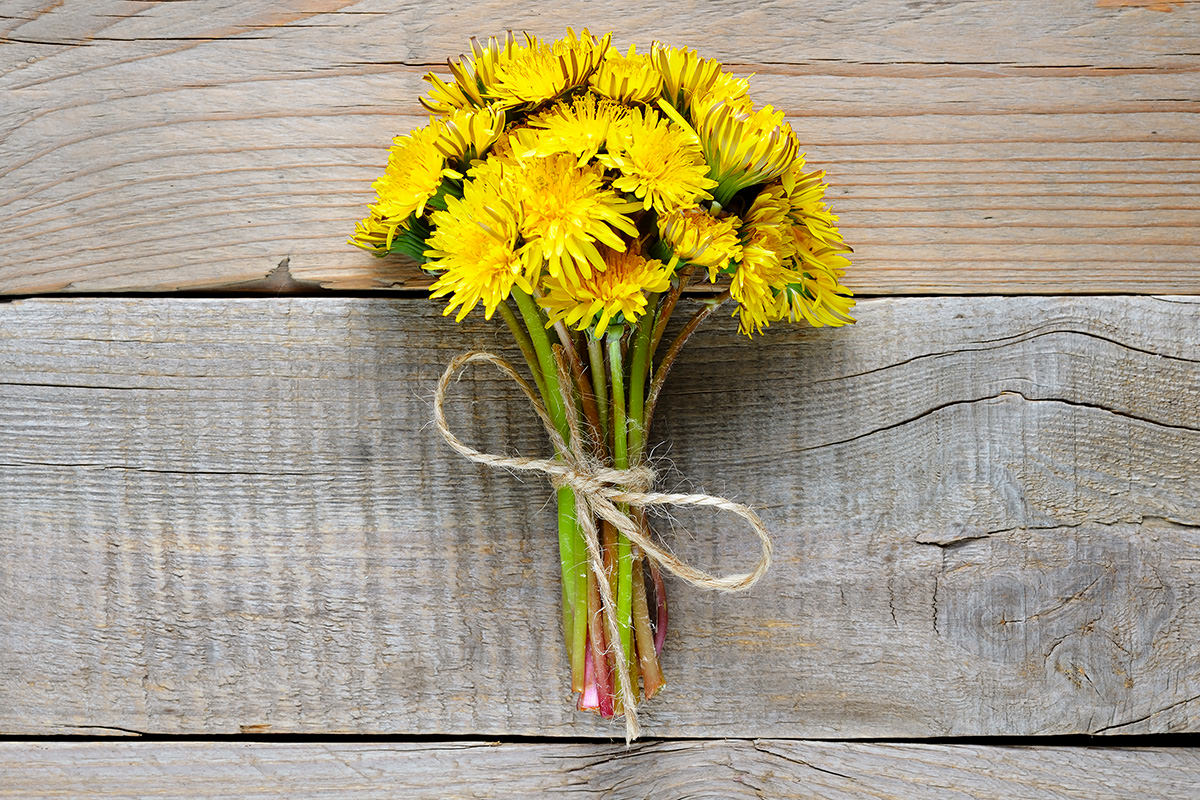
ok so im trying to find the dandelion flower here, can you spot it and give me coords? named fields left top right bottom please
left=783, top=222, right=855, bottom=327
left=773, top=160, right=856, bottom=326
left=700, top=71, right=752, bottom=113
left=425, top=166, right=530, bottom=321
left=540, top=246, right=674, bottom=336
left=600, top=106, right=717, bottom=213
left=658, top=206, right=742, bottom=280
left=652, top=42, right=723, bottom=114
left=730, top=189, right=803, bottom=335
left=782, top=259, right=856, bottom=328
left=591, top=44, right=664, bottom=105
left=348, top=213, right=390, bottom=253
left=516, top=153, right=642, bottom=288
left=730, top=250, right=790, bottom=335
left=368, top=126, right=459, bottom=248
left=740, top=187, right=795, bottom=259
left=430, top=106, right=507, bottom=165
left=515, top=94, right=627, bottom=164
left=780, top=161, right=847, bottom=250
left=666, top=96, right=799, bottom=206
left=349, top=212, right=431, bottom=261
left=490, top=29, right=610, bottom=109
left=420, top=34, right=513, bottom=113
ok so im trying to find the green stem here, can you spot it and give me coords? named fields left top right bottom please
left=512, top=290, right=568, bottom=442
left=616, top=530, right=634, bottom=706
left=499, top=300, right=569, bottom=650
left=556, top=489, right=579, bottom=688
left=548, top=342, right=591, bottom=693
left=497, top=300, right=547, bottom=402
left=606, top=329, right=635, bottom=706
left=587, top=335, right=609, bottom=445
left=512, top=289, right=586, bottom=691
left=607, top=330, right=627, bottom=473
left=627, top=295, right=657, bottom=466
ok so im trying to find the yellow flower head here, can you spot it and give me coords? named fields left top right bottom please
left=430, top=106, right=507, bottom=165
left=775, top=159, right=855, bottom=326
left=484, top=127, right=520, bottom=163
left=348, top=210, right=430, bottom=261
left=730, top=189, right=802, bottom=335
left=782, top=196, right=855, bottom=328
left=781, top=257, right=856, bottom=328
left=730, top=249, right=790, bottom=336
left=368, top=125, right=459, bottom=247
left=652, top=42, right=723, bottom=113
left=678, top=96, right=800, bottom=206
left=599, top=106, right=717, bottom=213
left=591, top=44, right=664, bottom=105
left=425, top=162, right=529, bottom=321
left=420, top=34, right=514, bottom=114
left=700, top=70, right=751, bottom=114
left=779, top=161, right=847, bottom=251
left=348, top=212, right=392, bottom=254
left=729, top=186, right=855, bottom=333
left=515, top=153, right=642, bottom=288
left=740, top=187, right=796, bottom=259
left=489, top=29, right=610, bottom=109
left=514, top=93, right=627, bottom=165
left=658, top=206, right=742, bottom=280
left=540, top=246, right=674, bottom=336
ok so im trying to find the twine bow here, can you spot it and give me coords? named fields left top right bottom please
left=433, top=350, right=773, bottom=742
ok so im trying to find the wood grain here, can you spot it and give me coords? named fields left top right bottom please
left=2, top=740, right=1199, bottom=799
left=1, top=2, right=1197, bottom=294
left=1, top=296, right=1197, bottom=737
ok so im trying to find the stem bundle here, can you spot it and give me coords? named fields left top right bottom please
left=501, top=283, right=718, bottom=720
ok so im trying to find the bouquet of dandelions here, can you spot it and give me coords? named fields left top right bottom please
left=351, top=30, right=854, bottom=740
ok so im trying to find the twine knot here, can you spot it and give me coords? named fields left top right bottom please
left=547, top=462, right=656, bottom=497
left=433, top=350, right=773, bottom=743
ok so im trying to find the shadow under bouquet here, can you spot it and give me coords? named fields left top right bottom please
left=351, top=29, right=854, bottom=740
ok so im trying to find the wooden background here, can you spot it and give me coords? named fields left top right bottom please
left=1, top=1, right=1198, bottom=796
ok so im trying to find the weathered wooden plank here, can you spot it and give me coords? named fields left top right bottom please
left=2, top=2, right=1197, bottom=294
left=2, top=740, right=1198, bottom=799
left=0, top=296, right=1198, bottom=737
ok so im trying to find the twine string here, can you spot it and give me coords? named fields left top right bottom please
left=432, top=350, right=774, bottom=742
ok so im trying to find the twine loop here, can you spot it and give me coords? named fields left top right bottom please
left=433, top=350, right=773, bottom=742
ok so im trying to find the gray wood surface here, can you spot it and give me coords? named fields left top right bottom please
left=2, top=740, right=1199, bottom=799
left=2, top=1, right=1197, bottom=293
left=1, top=296, right=1197, bottom=738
